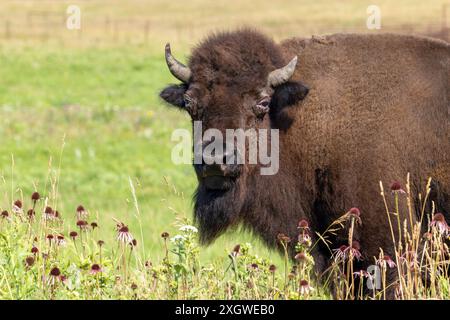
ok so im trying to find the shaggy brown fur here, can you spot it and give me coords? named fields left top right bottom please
left=160, top=29, right=450, bottom=285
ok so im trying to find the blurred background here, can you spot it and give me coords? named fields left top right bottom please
left=0, top=0, right=448, bottom=264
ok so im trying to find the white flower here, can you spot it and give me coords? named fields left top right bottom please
left=170, top=235, right=187, bottom=243
left=179, top=225, right=198, bottom=233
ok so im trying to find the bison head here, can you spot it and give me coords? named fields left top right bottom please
left=160, top=30, right=309, bottom=244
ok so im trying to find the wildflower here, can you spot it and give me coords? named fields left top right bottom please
left=31, top=192, right=40, bottom=202
left=179, top=225, right=198, bottom=233
left=391, top=181, right=406, bottom=194
left=76, top=220, right=89, bottom=231
left=131, top=283, right=138, bottom=290
left=161, top=232, right=170, bottom=239
left=377, top=255, right=396, bottom=269
left=231, top=244, right=241, bottom=257
left=117, top=225, right=133, bottom=243
left=269, top=264, right=277, bottom=273
left=129, top=239, right=138, bottom=248
left=59, top=275, right=68, bottom=284
left=56, top=235, right=66, bottom=246
left=277, top=233, right=291, bottom=245
left=76, top=205, right=88, bottom=219
left=170, top=235, right=186, bottom=243
left=333, top=245, right=348, bottom=262
left=348, top=207, right=362, bottom=224
left=97, top=240, right=105, bottom=247
left=46, top=234, right=54, bottom=243
left=430, top=213, right=449, bottom=236
left=353, top=270, right=372, bottom=280
left=31, top=246, right=39, bottom=255
left=12, top=200, right=23, bottom=214
left=90, top=264, right=102, bottom=275
left=298, top=231, right=312, bottom=247
left=91, top=222, right=98, bottom=229
left=299, top=280, right=314, bottom=295
left=1, top=210, right=9, bottom=219
left=69, top=231, right=78, bottom=240
left=145, top=260, right=152, bottom=268
left=294, top=252, right=307, bottom=263
left=54, top=210, right=61, bottom=219
left=44, top=207, right=55, bottom=220
left=250, top=263, right=258, bottom=270
left=48, top=267, right=61, bottom=286
left=27, top=209, right=35, bottom=220
left=25, top=256, right=35, bottom=268
left=348, top=240, right=363, bottom=261
left=288, top=272, right=296, bottom=281
left=297, top=219, right=309, bottom=230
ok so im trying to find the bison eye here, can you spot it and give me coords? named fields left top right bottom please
left=253, top=97, right=271, bottom=117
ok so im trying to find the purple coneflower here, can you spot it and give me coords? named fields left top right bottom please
left=27, top=209, right=35, bottom=220
left=97, top=240, right=105, bottom=247
left=161, top=231, right=170, bottom=239
left=48, top=267, right=61, bottom=286
left=76, top=205, right=88, bottom=219
left=277, top=233, right=291, bottom=245
left=90, top=264, right=102, bottom=275
left=44, top=206, right=55, bottom=220
left=348, top=207, right=362, bottom=224
left=117, top=225, right=133, bottom=243
left=46, top=234, right=54, bottom=243
left=377, top=254, right=396, bottom=269
left=269, top=264, right=277, bottom=273
left=91, top=222, right=98, bottom=229
left=56, top=235, right=66, bottom=246
left=391, top=181, right=406, bottom=194
left=430, top=213, right=449, bottom=236
left=250, top=263, right=258, bottom=270
left=333, top=245, right=348, bottom=262
left=231, top=244, right=241, bottom=257
left=295, top=252, right=307, bottom=264
left=297, top=219, right=309, bottom=230
left=31, top=246, right=39, bottom=255
left=12, top=200, right=23, bottom=214
left=1, top=210, right=9, bottom=219
left=299, top=280, right=314, bottom=295
left=25, top=256, right=35, bottom=268
left=349, top=240, right=362, bottom=261
left=69, top=231, right=78, bottom=240
left=76, top=220, right=89, bottom=231
left=31, top=192, right=40, bottom=202
left=298, top=231, right=312, bottom=247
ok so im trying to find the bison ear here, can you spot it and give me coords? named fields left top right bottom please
left=269, top=81, right=309, bottom=131
left=270, top=81, right=309, bottom=110
left=159, top=84, right=188, bottom=109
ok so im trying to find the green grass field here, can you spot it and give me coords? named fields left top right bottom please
left=0, top=0, right=448, bottom=299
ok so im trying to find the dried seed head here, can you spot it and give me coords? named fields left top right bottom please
left=91, top=222, right=98, bottom=229
left=31, top=192, right=40, bottom=201
left=25, top=256, right=35, bottom=267
left=1, top=210, right=8, bottom=218
left=97, top=240, right=105, bottom=247
left=31, top=246, right=39, bottom=254
left=69, top=231, right=78, bottom=239
left=269, top=264, right=277, bottom=273
left=161, top=232, right=169, bottom=239
left=44, top=206, right=53, bottom=214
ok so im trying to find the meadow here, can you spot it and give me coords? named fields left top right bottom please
left=0, top=0, right=448, bottom=299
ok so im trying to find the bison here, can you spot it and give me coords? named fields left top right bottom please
left=160, top=29, right=449, bottom=287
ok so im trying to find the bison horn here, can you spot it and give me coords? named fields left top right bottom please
left=267, top=56, right=298, bottom=87
left=165, top=43, right=192, bottom=83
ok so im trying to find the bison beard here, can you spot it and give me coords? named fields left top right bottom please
left=194, top=181, right=244, bottom=244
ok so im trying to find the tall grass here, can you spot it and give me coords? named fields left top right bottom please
left=0, top=167, right=448, bottom=299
